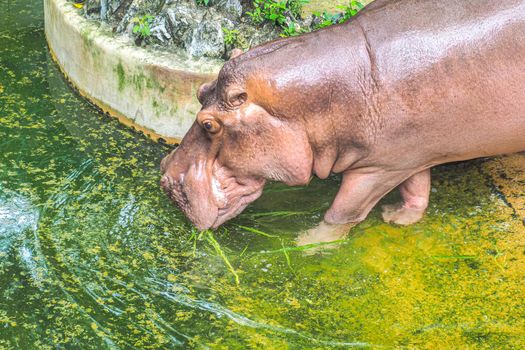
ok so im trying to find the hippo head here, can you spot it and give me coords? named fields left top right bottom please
left=160, top=50, right=314, bottom=229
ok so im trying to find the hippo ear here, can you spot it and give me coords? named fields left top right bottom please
left=197, top=81, right=216, bottom=104
left=226, top=87, right=247, bottom=107
left=230, top=48, right=243, bottom=60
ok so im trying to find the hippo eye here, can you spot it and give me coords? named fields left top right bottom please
left=201, top=119, right=221, bottom=134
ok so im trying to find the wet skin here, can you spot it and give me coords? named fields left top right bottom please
left=161, top=0, right=525, bottom=238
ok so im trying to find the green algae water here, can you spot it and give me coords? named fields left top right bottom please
left=1, top=1, right=525, bottom=348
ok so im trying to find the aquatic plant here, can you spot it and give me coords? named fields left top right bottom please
left=205, top=230, right=240, bottom=285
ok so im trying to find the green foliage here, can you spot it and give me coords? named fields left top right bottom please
left=312, top=11, right=341, bottom=29
left=337, top=0, right=364, bottom=22
left=280, top=22, right=302, bottom=37
left=247, top=0, right=308, bottom=26
left=190, top=229, right=240, bottom=284
left=222, top=28, right=240, bottom=46
left=195, top=0, right=210, bottom=6
left=246, top=0, right=308, bottom=38
left=287, top=0, right=308, bottom=17
left=131, top=14, right=154, bottom=39
left=312, top=1, right=364, bottom=30
left=222, top=27, right=249, bottom=50
left=245, top=0, right=363, bottom=38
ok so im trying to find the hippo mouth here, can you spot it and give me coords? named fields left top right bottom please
left=213, top=180, right=265, bottom=228
left=161, top=160, right=265, bottom=230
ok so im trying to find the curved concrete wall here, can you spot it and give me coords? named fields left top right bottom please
left=44, top=0, right=221, bottom=144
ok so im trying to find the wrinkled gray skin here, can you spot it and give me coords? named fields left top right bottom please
left=161, top=0, right=525, bottom=238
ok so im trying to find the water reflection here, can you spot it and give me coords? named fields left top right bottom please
left=0, top=189, right=39, bottom=248
left=0, top=188, right=42, bottom=280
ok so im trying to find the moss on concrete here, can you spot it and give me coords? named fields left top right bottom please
left=115, top=62, right=125, bottom=92
left=79, top=26, right=102, bottom=63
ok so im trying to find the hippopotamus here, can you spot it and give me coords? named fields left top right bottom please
left=160, top=0, right=525, bottom=238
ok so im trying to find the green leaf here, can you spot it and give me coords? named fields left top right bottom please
left=206, top=231, right=240, bottom=285
left=235, top=224, right=278, bottom=238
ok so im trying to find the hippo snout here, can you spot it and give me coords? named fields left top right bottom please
left=159, top=174, right=184, bottom=206
left=161, top=172, right=219, bottom=229
left=160, top=158, right=267, bottom=229
left=160, top=174, right=171, bottom=189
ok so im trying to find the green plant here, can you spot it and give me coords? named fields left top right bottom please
left=280, top=22, right=302, bottom=37
left=223, top=28, right=240, bottom=46
left=337, top=0, right=364, bottom=22
left=312, top=1, right=364, bottom=30
left=246, top=0, right=309, bottom=39
left=196, top=0, right=211, bottom=6
left=247, top=0, right=308, bottom=27
left=222, top=28, right=249, bottom=50
left=246, top=5, right=264, bottom=24
left=131, top=15, right=154, bottom=39
left=287, top=0, right=308, bottom=17
left=189, top=229, right=240, bottom=285
left=312, top=11, right=341, bottom=29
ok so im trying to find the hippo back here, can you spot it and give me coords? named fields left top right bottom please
left=355, top=0, right=525, bottom=165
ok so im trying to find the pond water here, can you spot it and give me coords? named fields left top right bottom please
left=1, top=0, right=525, bottom=348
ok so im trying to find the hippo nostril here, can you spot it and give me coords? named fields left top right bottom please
left=160, top=175, right=172, bottom=189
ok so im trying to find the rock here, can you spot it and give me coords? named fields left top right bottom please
left=220, top=17, right=235, bottom=30
left=150, top=14, right=172, bottom=44
left=187, top=19, right=225, bottom=58
left=216, top=0, right=243, bottom=19
left=84, top=0, right=132, bottom=24
left=106, top=0, right=131, bottom=24
left=84, top=0, right=102, bottom=20
left=165, top=5, right=201, bottom=47
left=115, top=0, right=166, bottom=34
left=297, top=14, right=315, bottom=30
left=241, top=22, right=280, bottom=48
left=100, top=0, right=108, bottom=19
left=78, top=0, right=283, bottom=58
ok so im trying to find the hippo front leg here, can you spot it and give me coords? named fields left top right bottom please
left=297, top=170, right=410, bottom=246
left=381, top=169, right=431, bottom=225
left=325, top=170, right=413, bottom=224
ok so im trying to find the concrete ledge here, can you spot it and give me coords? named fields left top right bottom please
left=44, top=0, right=222, bottom=144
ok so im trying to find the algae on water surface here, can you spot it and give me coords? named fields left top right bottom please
left=1, top=0, right=525, bottom=348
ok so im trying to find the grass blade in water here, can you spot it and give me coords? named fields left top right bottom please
left=235, top=224, right=278, bottom=238
left=247, top=211, right=311, bottom=218
left=262, top=239, right=347, bottom=254
left=281, top=239, right=294, bottom=272
left=206, top=230, right=240, bottom=285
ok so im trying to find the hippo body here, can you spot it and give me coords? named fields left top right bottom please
left=161, top=0, right=525, bottom=232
